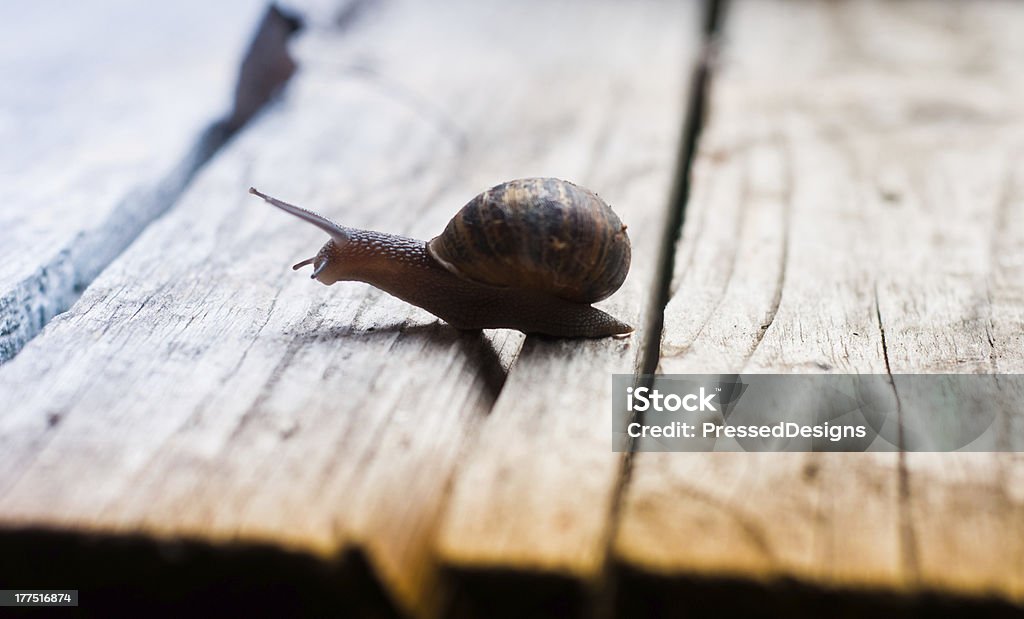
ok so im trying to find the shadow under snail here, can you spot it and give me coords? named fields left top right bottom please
left=249, top=178, right=633, bottom=337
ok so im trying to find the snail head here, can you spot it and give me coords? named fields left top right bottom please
left=249, top=187, right=353, bottom=285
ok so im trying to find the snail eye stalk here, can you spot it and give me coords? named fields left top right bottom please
left=292, top=257, right=315, bottom=271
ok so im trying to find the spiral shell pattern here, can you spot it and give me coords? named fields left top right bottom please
left=427, top=178, right=630, bottom=303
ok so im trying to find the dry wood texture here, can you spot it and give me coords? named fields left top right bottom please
left=616, top=0, right=1024, bottom=613
left=0, top=0, right=699, bottom=615
left=0, top=0, right=285, bottom=362
left=433, top=1, right=701, bottom=613
left=3, top=0, right=1022, bottom=615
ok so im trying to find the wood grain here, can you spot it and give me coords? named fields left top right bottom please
left=0, top=0, right=700, bottom=615
left=616, top=0, right=1024, bottom=612
left=432, top=1, right=702, bottom=613
left=0, top=0, right=276, bottom=362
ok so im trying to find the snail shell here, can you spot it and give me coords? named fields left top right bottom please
left=427, top=178, right=631, bottom=303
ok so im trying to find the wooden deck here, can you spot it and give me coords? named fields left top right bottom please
left=2, top=0, right=1023, bottom=616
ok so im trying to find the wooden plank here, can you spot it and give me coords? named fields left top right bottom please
left=876, top=72, right=1024, bottom=601
left=616, top=0, right=1024, bottom=613
left=0, top=0, right=700, bottom=615
left=433, top=2, right=703, bottom=614
left=0, top=0, right=288, bottom=362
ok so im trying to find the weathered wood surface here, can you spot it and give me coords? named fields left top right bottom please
left=433, top=1, right=701, bottom=613
left=0, top=0, right=699, bottom=615
left=0, top=0, right=284, bottom=362
left=4, top=0, right=1022, bottom=615
left=616, top=0, right=1024, bottom=613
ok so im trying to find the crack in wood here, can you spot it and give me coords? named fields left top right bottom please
left=639, top=0, right=723, bottom=377
left=596, top=2, right=723, bottom=617
left=0, top=4, right=302, bottom=364
left=875, top=284, right=921, bottom=584
left=746, top=136, right=791, bottom=360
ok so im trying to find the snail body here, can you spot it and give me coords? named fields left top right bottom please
left=250, top=178, right=633, bottom=337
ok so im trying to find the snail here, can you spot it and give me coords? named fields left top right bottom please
left=249, top=178, right=633, bottom=337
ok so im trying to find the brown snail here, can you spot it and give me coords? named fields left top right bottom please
left=249, top=178, right=633, bottom=337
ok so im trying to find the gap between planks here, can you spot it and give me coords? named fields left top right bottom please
left=594, top=1, right=724, bottom=616
left=0, top=2, right=300, bottom=363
